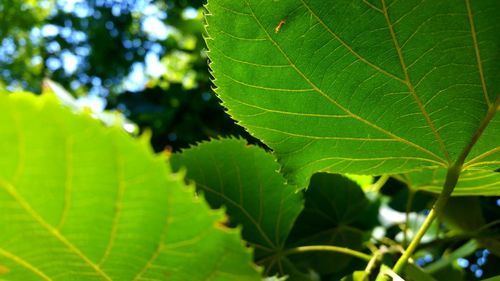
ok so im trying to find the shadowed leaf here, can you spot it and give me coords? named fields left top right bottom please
left=286, top=173, right=378, bottom=275
left=170, top=138, right=303, bottom=276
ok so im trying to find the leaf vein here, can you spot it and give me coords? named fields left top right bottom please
left=300, top=0, right=405, bottom=83
left=225, top=94, right=351, bottom=118
left=0, top=247, right=52, bottom=281
left=245, top=1, right=446, bottom=165
left=196, top=183, right=276, bottom=250
left=247, top=124, right=408, bottom=142
left=465, top=0, right=491, bottom=106
left=381, top=0, right=451, bottom=162
left=57, top=136, right=74, bottom=230
left=0, top=181, right=112, bottom=281
left=222, top=73, right=315, bottom=92
left=98, top=147, right=126, bottom=266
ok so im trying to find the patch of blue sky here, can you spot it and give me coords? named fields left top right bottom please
left=46, top=41, right=61, bottom=53
left=41, top=24, right=59, bottom=37
left=60, top=26, right=72, bottom=38
left=61, top=50, right=79, bottom=75
left=0, top=38, right=16, bottom=61
left=183, top=7, right=199, bottom=20
left=75, top=94, right=106, bottom=113
left=58, top=0, right=85, bottom=13
left=75, top=45, right=90, bottom=56
left=457, top=258, right=469, bottom=268
left=31, top=56, right=44, bottom=66
left=142, top=3, right=167, bottom=19
left=2, top=0, right=176, bottom=96
left=124, top=62, right=147, bottom=92
left=46, top=57, right=62, bottom=71
left=30, top=27, right=42, bottom=44
left=142, top=16, right=171, bottom=40
left=145, top=52, right=166, bottom=78
left=38, top=0, right=52, bottom=9
left=68, top=30, right=87, bottom=43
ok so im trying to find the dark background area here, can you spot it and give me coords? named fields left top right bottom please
left=1, top=0, right=256, bottom=152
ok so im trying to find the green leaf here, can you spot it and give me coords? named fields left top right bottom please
left=286, top=174, right=376, bottom=274
left=404, top=263, right=437, bottom=281
left=340, top=271, right=369, bottom=281
left=440, top=197, right=486, bottom=232
left=483, top=276, right=500, bottom=281
left=170, top=139, right=303, bottom=275
left=431, top=265, right=465, bottom=281
left=401, top=169, right=500, bottom=196
left=0, top=93, right=260, bottom=281
left=206, top=0, right=500, bottom=189
left=424, top=240, right=479, bottom=274
left=377, top=265, right=405, bottom=281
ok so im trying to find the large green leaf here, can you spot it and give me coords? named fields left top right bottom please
left=0, top=93, right=260, bottom=280
left=170, top=139, right=303, bottom=275
left=404, top=263, right=438, bottom=281
left=401, top=169, right=500, bottom=196
left=206, top=0, right=500, bottom=189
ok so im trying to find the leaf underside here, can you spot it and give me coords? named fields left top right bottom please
left=171, top=138, right=303, bottom=258
left=0, top=93, right=260, bottom=281
left=286, top=174, right=377, bottom=276
left=403, top=168, right=500, bottom=196
left=206, top=0, right=500, bottom=192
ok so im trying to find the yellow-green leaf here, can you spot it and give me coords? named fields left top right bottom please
left=0, top=93, right=260, bottom=281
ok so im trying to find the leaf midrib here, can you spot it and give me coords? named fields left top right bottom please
left=196, top=182, right=276, bottom=251
left=380, top=0, right=451, bottom=163
left=0, top=181, right=112, bottom=281
left=3, top=106, right=111, bottom=280
left=465, top=0, right=491, bottom=106
left=301, top=0, right=451, bottom=163
left=132, top=190, right=172, bottom=281
left=243, top=1, right=447, bottom=166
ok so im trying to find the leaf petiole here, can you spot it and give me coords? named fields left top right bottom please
left=282, top=245, right=372, bottom=262
left=390, top=96, right=500, bottom=275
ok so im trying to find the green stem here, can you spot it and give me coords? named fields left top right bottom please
left=365, top=251, right=383, bottom=274
left=283, top=245, right=372, bottom=262
left=392, top=164, right=461, bottom=274
left=391, top=96, right=500, bottom=275
left=474, top=218, right=500, bottom=235
left=369, top=174, right=390, bottom=192
left=403, top=190, right=416, bottom=247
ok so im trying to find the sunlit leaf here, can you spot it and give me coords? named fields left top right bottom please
left=206, top=0, right=500, bottom=189
left=0, top=93, right=260, bottom=281
left=402, top=169, right=500, bottom=196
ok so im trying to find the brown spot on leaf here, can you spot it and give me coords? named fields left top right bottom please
left=214, top=215, right=231, bottom=230
left=0, top=265, right=10, bottom=274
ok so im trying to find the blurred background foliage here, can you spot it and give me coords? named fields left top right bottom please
left=1, top=1, right=499, bottom=280
left=1, top=0, right=254, bottom=151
